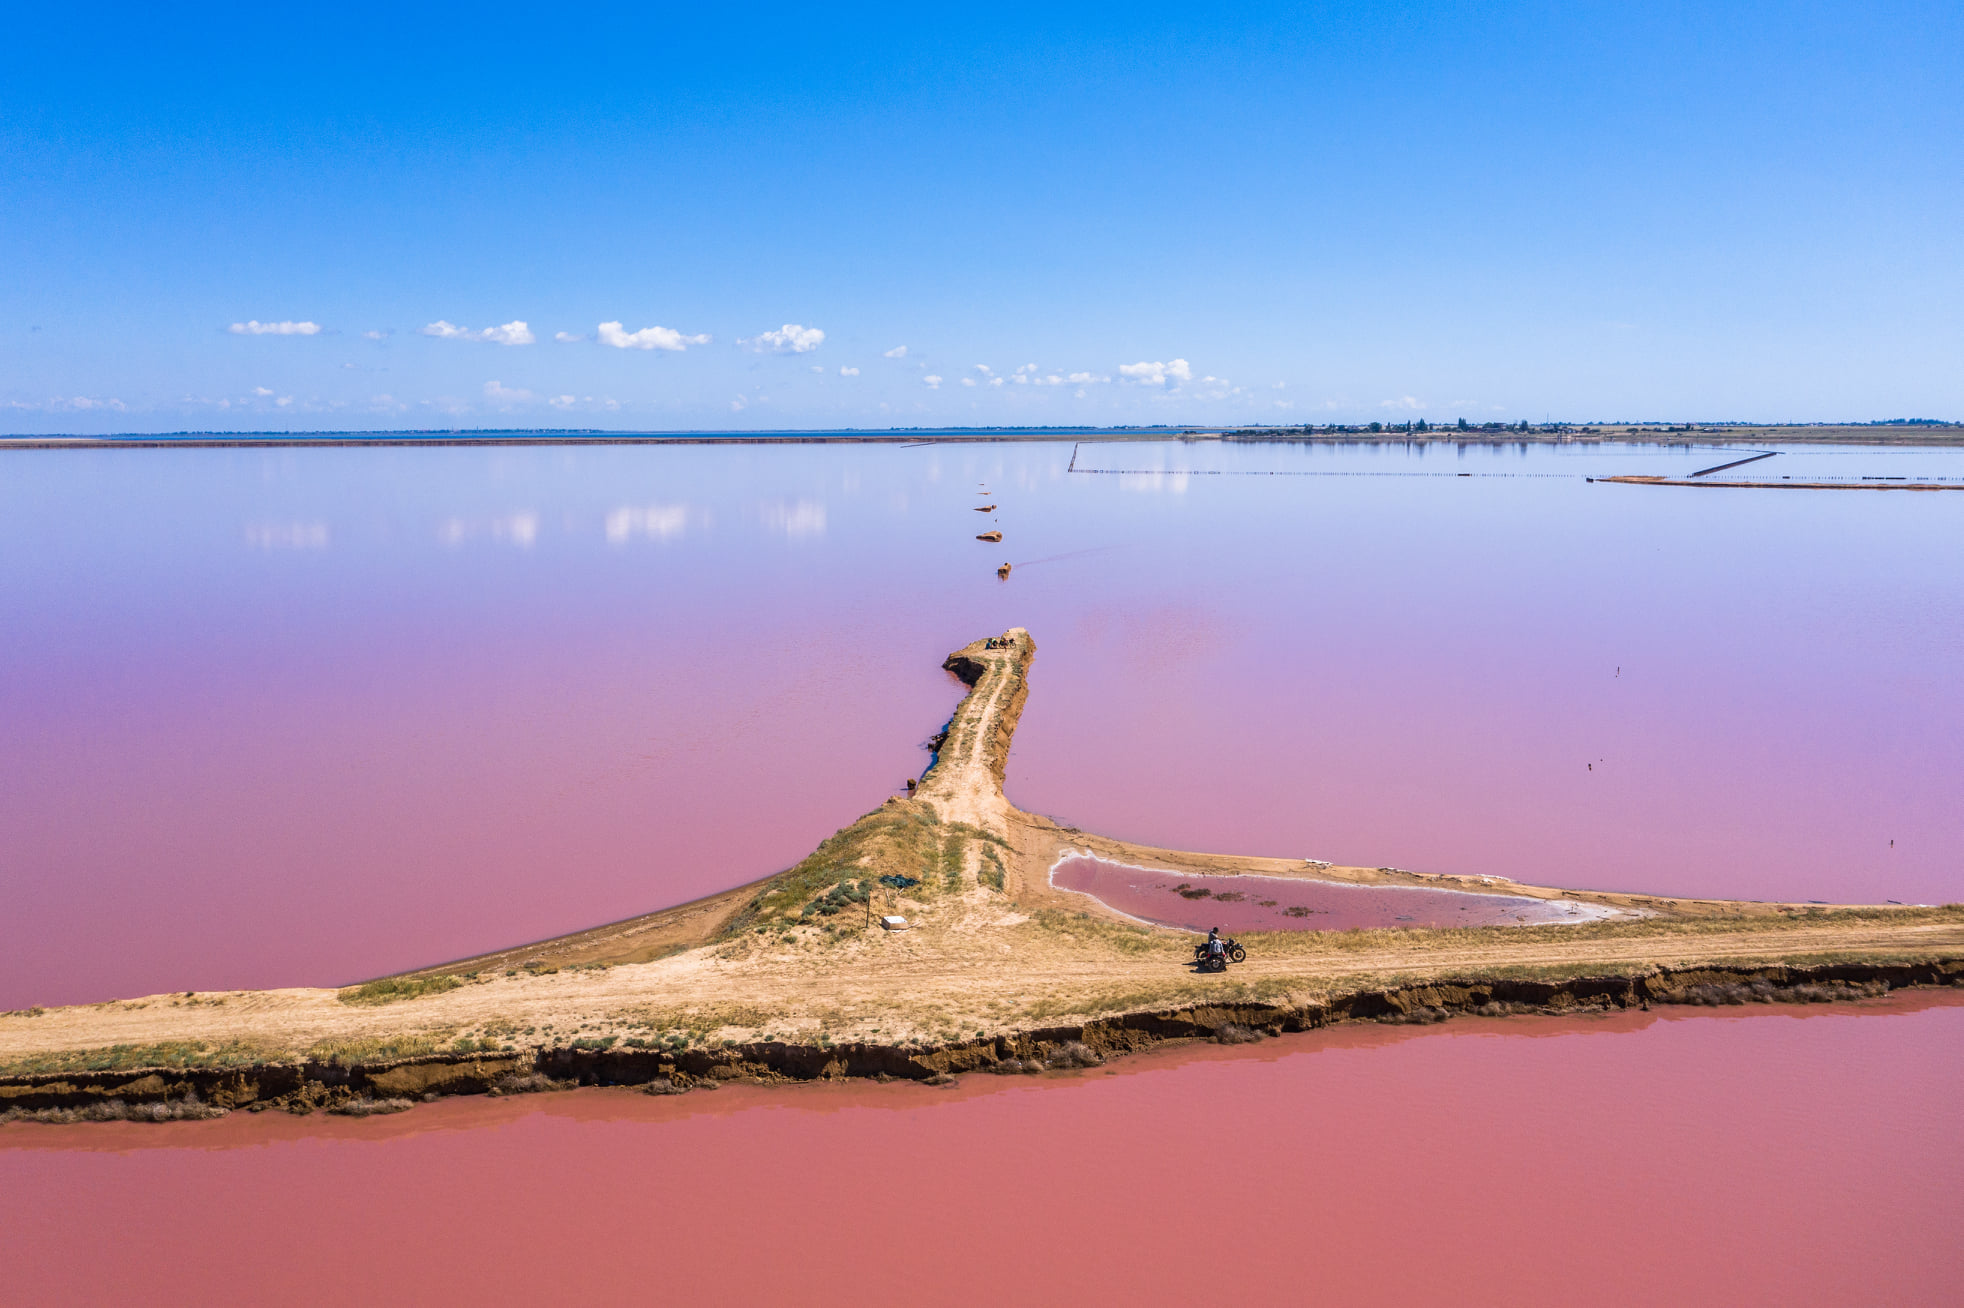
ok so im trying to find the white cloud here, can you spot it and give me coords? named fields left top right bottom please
left=597, top=321, right=710, bottom=351
left=761, top=500, right=826, bottom=538
left=974, top=364, right=994, bottom=376
left=1118, top=359, right=1192, bottom=387
left=810, top=364, right=825, bottom=373
left=253, top=386, right=274, bottom=396
left=483, top=380, right=534, bottom=403
left=245, top=521, right=329, bottom=550
left=1067, top=372, right=1109, bottom=384
left=1379, top=395, right=1425, bottom=410
left=839, top=366, right=860, bottom=376
left=362, top=329, right=393, bottom=340
left=883, top=345, right=908, bottom=358
left=23, top=395, right=128, bottom=412
left=988, top=377, right=1004, bottom=387
left=554, top=330, right=586, bottom=343
left=229, top=320, right=320, bottom=336
left=731, top=394, right=748, bottom=412
left=275, top=395, right=293, bottom=407
left=549, top=394, right=576, bottom=408
left=923, top=374, right=943, bottom=389
left=961, top=377, right=977, bottom=387
left=742, top=323, right=825, bottom=353
left=605, top=504, right=697, bottom=544
left=421, top=320, right=535, bottom=345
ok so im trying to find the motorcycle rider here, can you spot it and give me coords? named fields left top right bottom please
left=1205, top=926, right=1226, bottom=966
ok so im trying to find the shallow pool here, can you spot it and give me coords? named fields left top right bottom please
left=1050, top=854, right=1611, bottom=932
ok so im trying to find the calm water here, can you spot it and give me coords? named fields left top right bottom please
left=5, top=997, right=1959, bottom=1306
left=3, top=439, right=1960, bottom=1007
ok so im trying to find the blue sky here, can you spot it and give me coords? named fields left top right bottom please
left=3, top=2, right=1958, bottom=432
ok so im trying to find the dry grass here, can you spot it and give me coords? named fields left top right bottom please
left=0, top=1040, right=272, bottom=1077
left=305, top=1033, right=451, bottom=1066
left=337, top=975, right=464, bottom=1006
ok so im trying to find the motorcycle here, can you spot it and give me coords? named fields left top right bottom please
left=1192, top=937, right=1247, bottom=971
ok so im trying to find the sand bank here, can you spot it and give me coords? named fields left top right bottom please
left=5, top=627, right=1961, bottom=1119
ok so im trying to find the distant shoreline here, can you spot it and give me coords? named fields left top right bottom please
left=3, top=422, right=1962, bottom=451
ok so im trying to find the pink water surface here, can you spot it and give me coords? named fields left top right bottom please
left=4, top=995, right=1959, bottom=1306
left=3, top=440, right=1961, bottom=1007
left=1051, top=855, right=1595, bottom=931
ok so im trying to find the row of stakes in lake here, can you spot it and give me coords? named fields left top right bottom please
left=975, top=482, right=1010, bottom=579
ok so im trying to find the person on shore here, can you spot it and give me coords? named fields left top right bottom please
left=1205, top=927, right=1226, bottom=965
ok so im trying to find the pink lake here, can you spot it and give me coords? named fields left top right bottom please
left=5, top=437, right=1960, bottom=1306
left=4, top=995, right=1959, bottom=1306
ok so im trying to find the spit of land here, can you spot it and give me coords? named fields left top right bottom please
left=4, top=630, right=1960, bottom=1117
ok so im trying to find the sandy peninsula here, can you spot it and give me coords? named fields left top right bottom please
left=5, top=629, right=1960, bottom=1120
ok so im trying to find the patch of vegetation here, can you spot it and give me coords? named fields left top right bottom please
left=718, top=802, right=951, bottom=936
left=569, top=1036, right=618, bottom=1051
left=1025, top=908, right=1163, bottom=956
left=805, top=879, right=873, bottom=918
left=978, top=846, right=1005, bottom=892
left=306, top=1033, right=450, bottom=1066
left=940, top=832, right=967, bottom=890
left=0, top=1040, right=273, bottom=1077
left=337, top=975, right=463, bottom=1006
left=879, top=874, right=921, bottom=890
left=3, top=1007, right=47, bottom=1018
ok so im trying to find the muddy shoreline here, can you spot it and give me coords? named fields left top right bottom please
left=6, top=958, right=1956, bottom=1124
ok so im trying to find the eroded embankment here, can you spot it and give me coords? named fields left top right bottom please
left=6, top=959, right=1958, bottom=1123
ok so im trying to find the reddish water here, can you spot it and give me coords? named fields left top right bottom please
left=4, top=996, right=1959, bottom=1306
left=3, top=440, right=1961, bottom=1006
left=1050, top=855, right=1607, bottom=931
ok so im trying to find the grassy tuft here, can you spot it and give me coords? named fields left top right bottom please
left=337, top=975, right=463, bottom=1006
left=0, top=1040, right=272, bottom=1077
left=305, top=1033, right=449, bottom=1066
